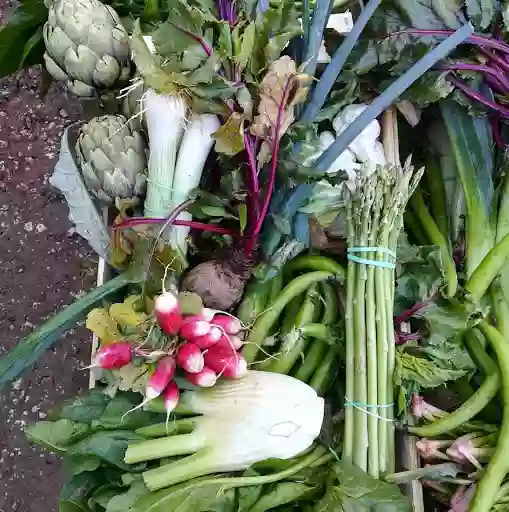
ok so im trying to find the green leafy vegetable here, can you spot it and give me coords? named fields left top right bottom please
left=25, top=419, right=90, bottom=453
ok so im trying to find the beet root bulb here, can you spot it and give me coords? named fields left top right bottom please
left=182, top=259, right=250, bottom=310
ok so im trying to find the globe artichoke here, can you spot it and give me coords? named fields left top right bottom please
left=43, top=0, right=131, bottom=97
left=76, top=115, right=147, bottom=204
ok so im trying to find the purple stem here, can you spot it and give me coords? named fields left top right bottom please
left=244, top=131, right=260, bottom=198
left=477, top=47, right=509, bottom=74
left=447, top=75, right=509, bottom=117
left=441, top=62, right=509, bottom=93
left=485, top=74, right=508, bottom=96
left=396, top=29, right=509, bottom=56
left=169, top=22, right=212, bottom=57
left=114, top=217, right=240, bottom=236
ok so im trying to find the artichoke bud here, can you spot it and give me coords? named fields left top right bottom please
left=43, top=0, right=131, bottom=97
left=76, top=115, right=147, bottom=205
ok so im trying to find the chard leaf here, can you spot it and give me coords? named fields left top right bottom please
left=251, top=56, right=310, bottom=166
left=466, top=0, right=496, bottom=29
left=49, top=128, right=111, bottom=261
left=394, top=244, right=444, bottom=315
left=395, top=347, right=467, bottom=389
left=213, top=113, right=245, bottom=156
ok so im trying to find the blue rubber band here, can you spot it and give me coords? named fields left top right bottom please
left=348, top=246, right=397, bottom=258
left=344, top=400, right=394, bottom=408
left=344, top=398, right=395, bottom=422
left=347, top=246, right=396, bottom=269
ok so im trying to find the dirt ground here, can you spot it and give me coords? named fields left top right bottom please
left=0, top=3, right=97, bottom=511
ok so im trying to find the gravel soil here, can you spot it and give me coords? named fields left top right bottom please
left=0, top=3, right=96, bottom=511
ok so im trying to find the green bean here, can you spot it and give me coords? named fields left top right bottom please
left=242, top=271, right=335, bottom=363
left=285, top=255, right=346, bottom=281
left=268, top=285, right=320, bottom=374
left=309, top=347, right=337, bottom=395
left=294, top=282, right=338, bottom=382
left=237, top=278, right=272, bottom=326
left=470, top=322, right=509, bottom=512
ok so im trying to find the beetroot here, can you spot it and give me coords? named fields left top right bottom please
left=181, top=253, right=252, bottom=310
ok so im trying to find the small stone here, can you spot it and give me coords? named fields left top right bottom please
left=23, top=222, right=33, bottom=232
left=35, top=223, right=47, bottom=233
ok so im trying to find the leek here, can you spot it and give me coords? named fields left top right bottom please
left=143, top=89, right=188, bottom=219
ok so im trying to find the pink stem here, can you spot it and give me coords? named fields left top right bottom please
left=440, top=62, right=509, bottom=92
left=396, top=29, right=509, bottom=56
left=245, top=79, right=292, bottom=255
left=447, top=75, right=509, bottom=117
left=244, top=131, right=260, bottom=198
left=394, top=300, right=429, bottom=325
left=477, top=47, right=509, bottom=74
left=169, top=23, right=212, bottom=57
left=114, top=218, right=240, bottom=236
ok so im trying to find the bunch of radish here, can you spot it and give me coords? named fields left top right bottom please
left=90, top=290, right=248, bottom=419
left=155, top=290, right=248, bottom=386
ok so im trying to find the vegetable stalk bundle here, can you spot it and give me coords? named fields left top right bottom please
left=344, top=157, right=422, bottom=477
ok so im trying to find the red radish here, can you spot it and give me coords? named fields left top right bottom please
left=162, top=380, right=180, bottom=430
left=155, top=292, right=184, bottom=335
left=179, top=320, right=211, bottom=341
left=93, top=342, right=132, bottom=369
left=203, top=346, right=248, bottom=379
left=216, top=334, right=243, bottom=351
left=211, top=314, right=242, bottom=335
left=146, top=356, right=177, bottom=399
left=121, top=355, right=176, bottom=420
left=192, top=326, right=222, bottom=349
left=177, top=343, right=205, bottom=373
left=185, top=367, right=217, bottom=387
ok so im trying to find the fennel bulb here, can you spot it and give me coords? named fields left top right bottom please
left=143, top=89, right=187, bottom=218
left=125, top=370, right=324, bottom=490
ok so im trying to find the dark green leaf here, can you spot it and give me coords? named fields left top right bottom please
left=315, top=73, right=360, bottom=122
left=0, top=0, right=48, bottom=77
left=234, top=22, right=256, bottom=71
left=331, top=460, right=412, bottom=512
left=69, top=431, right=145, bottom=471
left=105, top=481, right=149, bottom=512
left=25, top=419, right=90, bottom=453
left=237, top=469, right=263, bottom=512
left=63, top=455, right=102, bottom=476
left=91, top=393, right=162, bottom=431
left=466, top=0, right=496, bottom=29
left=56, top=390, right=111, bottom=425
left=218, top=22, right=233, bottom=59
left=250, top=482, right=319, bottom=511
left=59, top=471, right=109, bottom=512
left=385, top=463, right=463, bottom=484
left=59, top=502, right=91, bottom=512
left=131, top=479, right=230, bottom=512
